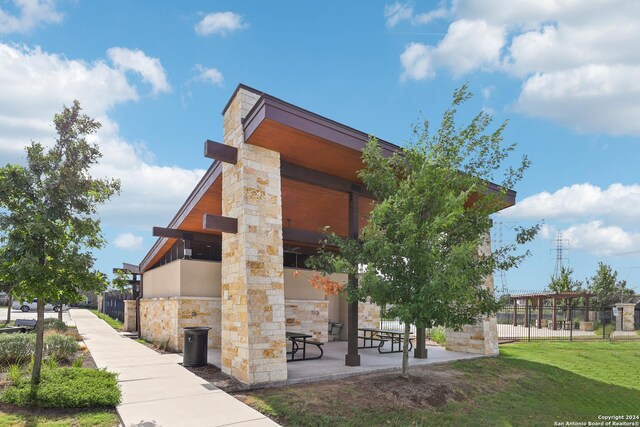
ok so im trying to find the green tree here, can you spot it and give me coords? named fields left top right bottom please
left=549, top=266, right=583, bottom=293
left=586, top=262, right=634, bottom=309
left=0, top=101, right=120, bottom=384
left=308, top=85, right=538, bottom=377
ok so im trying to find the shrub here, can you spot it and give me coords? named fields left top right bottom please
left=430, top=326, right=446, bottom=345
left=44, top=334, right=78, bottom=361
left=72, top=355, right=84, bottom=368
left=8, top=364, right=23, bottom=386
left=1, top=367, right=121, bottom=408
left=0, top=332, right=78, bottom=365
left=43, top=318, right=68, bottom=332
left=0, top=334, right=35, bottom=365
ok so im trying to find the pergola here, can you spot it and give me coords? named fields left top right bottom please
left=510, top=291, right=594, bottom=330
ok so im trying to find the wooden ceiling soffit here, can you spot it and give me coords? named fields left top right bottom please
left=202, top=214, right=238, bottom=234
left=243, top=95, right=397, bottom=157
left=204, top=140, right=237, bottom=164
left=281, top=160, right=375, bottom=199
left=139, top=162, right=222, bottom=272
left=152, top=226, right=222, bottom=244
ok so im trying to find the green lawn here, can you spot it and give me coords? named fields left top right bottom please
left=0, top=407, right=119, bottom=427
left=240, top=341, right=640, bottom=426
left=88, top=310, right=123, bottom=330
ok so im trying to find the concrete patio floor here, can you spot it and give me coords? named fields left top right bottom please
left=207, top=340, right=485, bottom=386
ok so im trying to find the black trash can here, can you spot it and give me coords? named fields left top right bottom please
left=183, top=327, right=211, bottom=367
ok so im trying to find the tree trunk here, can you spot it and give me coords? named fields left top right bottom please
left=31, top=298, right=45, bottom=385
left=5, top=293, right=12, bottom=325
left=401, top=321, right=411, bottom=378
left=57, top=302, right=63, bottom=322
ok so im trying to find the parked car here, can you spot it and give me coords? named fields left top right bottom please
left=11, top=299, right=68, bottom=312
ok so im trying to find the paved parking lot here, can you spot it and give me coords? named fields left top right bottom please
left=0, top=306, right=75, bottom=326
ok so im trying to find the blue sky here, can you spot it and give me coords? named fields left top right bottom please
left=1, top=1, right=640, bottom=293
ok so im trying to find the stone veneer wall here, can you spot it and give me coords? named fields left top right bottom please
left=123, top=300, right=137, bottom=332
left=445, top=233, right=499, bottom=356
left=359, top=300, right=381, bottom=329
left=615, top=303, right=636, bottom=331
left=220, top=87, right=288, bottom=385
left=139, top=297, right=221, bottom=352
left=285, top=299, right=329, bottom=343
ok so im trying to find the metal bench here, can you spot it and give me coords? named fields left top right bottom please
left=0, top=326, right=23, bottom=334
left=15, top=319, right=37, bottom=332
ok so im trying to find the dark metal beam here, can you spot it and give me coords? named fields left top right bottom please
left=152, top=226, right=222, bottom=244
left=281, top=160, right=375, bottom=199
left=202, top=214, right=238, bottom=234
left=282, top=228, right=335, bottom=247
left=345, top=190, right=361, bottom=367
left=204, top=140, right=237, bottom=164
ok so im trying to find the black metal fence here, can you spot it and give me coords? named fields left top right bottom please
left=497, top=302, right=640, bottom=342
left=101, top=291, right=131, bottom=322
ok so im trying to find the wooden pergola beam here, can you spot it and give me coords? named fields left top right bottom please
left=202, top=214, right=238, bottom=234
left=204, top=140, right=237, bottom=164
left=152, top=226, right=222, bottom=244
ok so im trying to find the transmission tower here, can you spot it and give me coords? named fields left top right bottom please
left=551, top=231, right=569, bottom=279
left=493, top=221, right=515, bottom=295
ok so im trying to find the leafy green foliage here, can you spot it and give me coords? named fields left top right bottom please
left=0, top=334, right=35, bottom=365
left=0, top=333, right=78, bottom=365
left=72, top=355, right=84, bottom=368
left=8, top=364, right=23, bottom=386
left=44, top=334, right=78, bottom=361
left=1, top=367, right=121, bottom=408
left=587, top=262, right=634, bottom=308
left=0, top=100, right=120, bottom=384
left=43, top=318, right=68, bottom=332
left=429, top=326, right=446, bottom=345
left=308, top=85, right=538, bottom=375
left=548, top=266, right=582, bottom=293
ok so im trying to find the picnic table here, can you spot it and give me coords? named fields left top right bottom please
left=358, top=327, right=413, bottom=354
left=286, top=331, right=324, bottom=362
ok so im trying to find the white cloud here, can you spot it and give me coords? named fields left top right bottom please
left=0, top=43, right=205, bottom=230
left=0, top=0, right=63, bottom=34
left=384, top=2, right=447, bottom=27
left=400, top=42, right=434, bottom=81
left=542, top=221, right=640, bottom=257
left=107, top=47, right=170, bottom=95
left=114, top=233, right=144, bottom=250
left=395, top=0, right=640, bottom=136
left=503, top=183, right=640, bottom=224
left=194, top=12, right=248, bottom=36
left=400, top=20, right=504, bottom=80
left=194, top=64, right=224, bottom=87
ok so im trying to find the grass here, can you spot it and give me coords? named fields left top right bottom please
left=0, top=407, right=119, bottom=427
left=241, top=341, right=640, bottom=426
left=89, top=310, right=123, bottom=330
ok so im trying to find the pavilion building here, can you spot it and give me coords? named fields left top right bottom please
left=132, top=84, right=515, bottom=386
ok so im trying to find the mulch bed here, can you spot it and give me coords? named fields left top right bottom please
left=183, top=363, right=247, bottom=393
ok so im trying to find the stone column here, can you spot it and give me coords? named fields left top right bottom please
left=615, top=303, right=636, bottom=331
left=445, top=232, right=498, bottom=356
left=220, top=88, right=287, bottom=385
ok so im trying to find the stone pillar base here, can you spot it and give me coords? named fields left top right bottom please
left=123, top=300, right=137, bottom=332
left=445, top=317, right=498, bottom=356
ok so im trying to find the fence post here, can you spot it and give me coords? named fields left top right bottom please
left=569, top=301, right=573, bottom=342
left=602, top=309, right=606, bottom=340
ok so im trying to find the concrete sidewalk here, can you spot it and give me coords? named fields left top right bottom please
left=70, top=309, right=278, bottom=427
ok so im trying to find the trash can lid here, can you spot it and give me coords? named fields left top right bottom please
left=183, top=326, right=212, bottom=334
